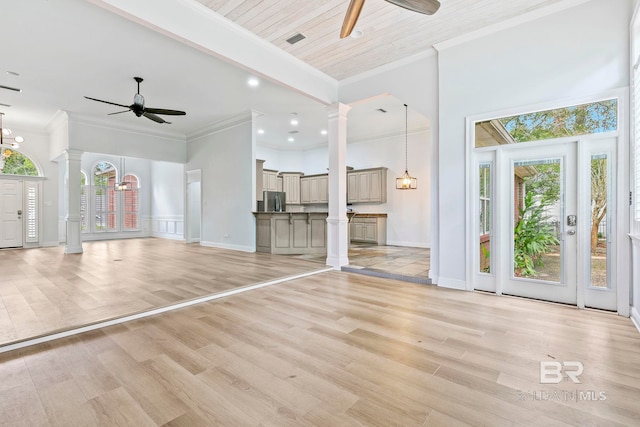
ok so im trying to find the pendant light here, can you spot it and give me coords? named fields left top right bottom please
left=114, top=157, right=130, bottom=191
left=396, top=104, right=417, bottom=190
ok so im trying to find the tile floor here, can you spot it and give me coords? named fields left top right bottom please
left=292, top=243, right=431, bottom=284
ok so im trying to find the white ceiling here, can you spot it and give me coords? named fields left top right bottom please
left=0, top=0, right=569, bottom=151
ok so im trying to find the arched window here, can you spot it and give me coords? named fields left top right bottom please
left=0, top=148, right=39, bottom=176
left=93, top=162, right=117, bottom=232
left=122, top=174, right=139, bottom=230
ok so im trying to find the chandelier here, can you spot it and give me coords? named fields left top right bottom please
left=0, top=112, right=25, bottom=149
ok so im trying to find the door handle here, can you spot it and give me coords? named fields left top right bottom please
left=17, top=209, right=22, bottom=215
left=567, top=229, right=576, bottom=236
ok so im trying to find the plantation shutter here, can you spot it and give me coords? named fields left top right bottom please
left=635, top=54, right=640, bottom=221
left=25, top=181, right=39, bottom=243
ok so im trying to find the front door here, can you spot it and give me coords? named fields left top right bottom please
left=0, top=180, right=23, bottom=248
left=500, top=142, right=578, bottom=305
left=474, top=137, right=617, bottom=311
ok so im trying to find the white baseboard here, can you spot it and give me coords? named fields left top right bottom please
left=41, top=241, right=61, bottom=248
left=436, top=276, right=469, bottom=290
left=632, top=307, right=640, bottom=335
left=152, top=232, right=184, bottom=241
left=385, top=240, right=430, bottom=248
left=200, top=240, right=255, bottom=253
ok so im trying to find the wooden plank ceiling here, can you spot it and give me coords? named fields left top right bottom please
left=195, top=0, right=567, bottom=80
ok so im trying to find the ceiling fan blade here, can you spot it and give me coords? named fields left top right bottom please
left=84, top=96, right=130, bottom=109
left=108, top=110, right=131, bottom=115
left=384, top=0, right=440, bottom=15
left=144, top=107, right=186, bottom=116
left=340, top=0, right=365, bottom=39
left=143, top=112, right=170, bottom=124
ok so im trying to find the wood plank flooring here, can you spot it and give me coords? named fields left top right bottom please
left=0, top=270, right=639, bottom=426
left=0, top=238, right=327, bottom=346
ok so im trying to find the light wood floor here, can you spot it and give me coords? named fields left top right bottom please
left=0, top=270, right=639, bottom=426
left=0, top=238, right=327, bottom=346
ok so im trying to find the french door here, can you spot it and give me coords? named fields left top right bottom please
left=474, top=137, right=617, bottom=311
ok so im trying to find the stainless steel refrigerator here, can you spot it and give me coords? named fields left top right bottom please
left=257, top=191, right=286, bottom=212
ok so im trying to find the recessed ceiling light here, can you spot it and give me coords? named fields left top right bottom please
left=288, top=137, right=294, bottom=142
left=320, top=129, right=328, bottom=135
left=350, top=30, right=364, bottom=39
left=257, top=129, right=265, bottom=134
left=247, top=77, right=259, bottom=87
left=290, top=118, right=299, bottom=126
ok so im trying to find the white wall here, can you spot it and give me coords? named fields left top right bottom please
left=186, top=121, right=255, bottom=252
left=348, top=131, right=430, bottom=247
left=151, top=161, right=185, bottom=240
left=434, top=0, right=631, bottom=288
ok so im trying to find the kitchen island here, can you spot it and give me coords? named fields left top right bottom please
left=254, top=212, right=327, bottom=255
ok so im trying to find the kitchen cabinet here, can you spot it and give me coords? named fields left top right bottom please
left=254, top=212, right=327, bottom=255
left=263, top=169, right=279, bottom=192
left=347, top=167, right=387, bottom=204
left=350, top=214, right=387, bottom=245
left=300, top=174, right=328, bottom=204
left=280, top=172, right=303, bottom=205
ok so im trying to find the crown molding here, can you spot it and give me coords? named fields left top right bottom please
left=187, top=111, right=253, bottom=141
left=64, top=111, right=186, bottom=141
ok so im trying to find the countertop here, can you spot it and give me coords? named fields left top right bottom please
left=349, top=213, right=387, bottom=217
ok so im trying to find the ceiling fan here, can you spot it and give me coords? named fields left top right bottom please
left=340, top=0, right=441, bottom=38
left=84, top=77, right=186, bottom=124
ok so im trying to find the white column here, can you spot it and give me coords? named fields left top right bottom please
left=326, top=103, right=351, bottom=269
left=64, top=149, right=83, bottom=254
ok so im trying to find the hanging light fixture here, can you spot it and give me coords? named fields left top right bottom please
left=114, top=157, right=130, bottom=191
left=0, top=112, right=25, bottom=150
left=396, top=104, right=417, bottom=190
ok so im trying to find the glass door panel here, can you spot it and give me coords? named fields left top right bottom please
left=513, top=158, right=562, bottom=283
left=583, top=138, right=616, bottom=311
left=501, top=142, right=577, bottom=305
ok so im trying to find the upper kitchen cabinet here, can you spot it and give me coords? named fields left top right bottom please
left=263, top=169, right=279, bottom=192
left=280, top=172, right=304, bottom=205
left=347, top=167, right=387, bottom=204
left=300, top=174, right=329, bottom=204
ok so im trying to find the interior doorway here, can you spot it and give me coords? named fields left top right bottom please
left=186, top=169, right=202, bottom=243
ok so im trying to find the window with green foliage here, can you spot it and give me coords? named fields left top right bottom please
left=500, top=99, right=617, bottom=143
left=0, top=148, right=39, bottom=176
